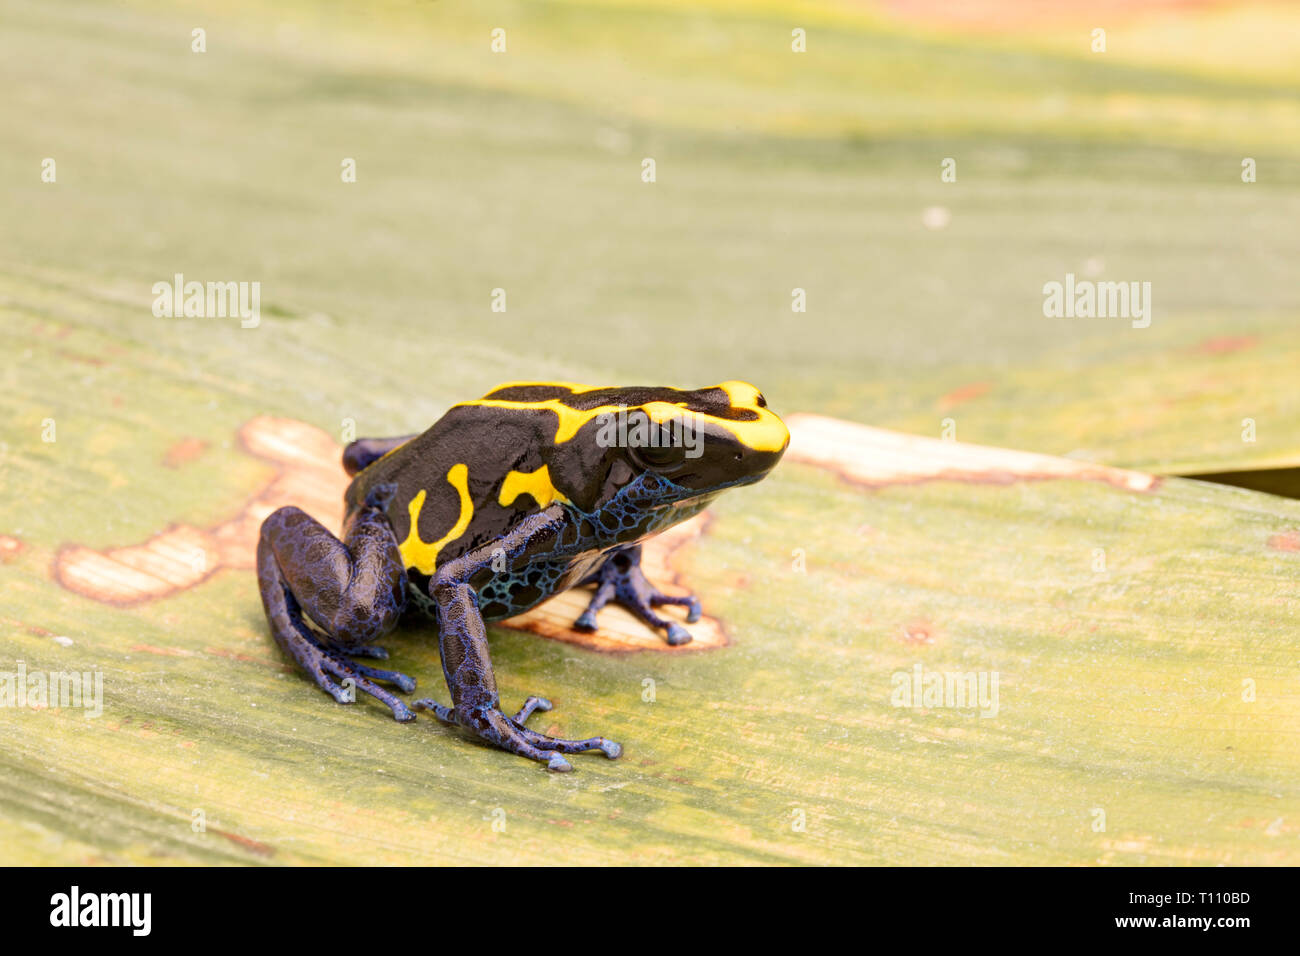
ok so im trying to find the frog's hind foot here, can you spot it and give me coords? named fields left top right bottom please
left=413, top=697, right=621, bottom=772
left=323, top=637, right=392, bottom=660
left=574, top=544, right=701, bottom=646
left=288, top=625, right=418, bottom=722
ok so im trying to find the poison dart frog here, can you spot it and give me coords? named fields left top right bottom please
left=256, top=381, right=788, bottom=771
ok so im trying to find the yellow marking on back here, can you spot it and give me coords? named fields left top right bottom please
left=457, top=397, right=612, bottom=443
left=458, top=381, right=789, bottom=452
left=498, top=465, right=570, bottom=509
left=398, top=464, right=473, bottom=575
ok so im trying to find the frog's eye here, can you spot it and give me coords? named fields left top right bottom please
left=629, top=441, right=686, bottom=472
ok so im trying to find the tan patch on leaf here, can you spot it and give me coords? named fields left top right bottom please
left=785, top=413, right=1158, bottom=493
left=1268, top=531, right=1300, bottom=552
left=55, top=525, right=217, bottom=606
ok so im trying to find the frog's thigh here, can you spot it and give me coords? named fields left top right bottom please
left=256, top=484, right=416, bottom=721
left=260, top=494, right=407, bottom=646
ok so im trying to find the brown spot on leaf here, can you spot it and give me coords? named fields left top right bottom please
left=128, top=643, right=192, bottom=657
left=901, top=619, right=938, bottom=645
left=0, top=535, right=24, bottom=562
left=210, top=828, right=274, bottom=857
left=1192, top=335, right=1258, bottom=356
left=1, top=616, right=57, bottom=639
left=57, top=349, right=107, bottom=367
left=1268, top=531, right=1300, bottom=552
left=163, top=437, right=208, bottom=468
left=937, top=381, right=990, bottom=412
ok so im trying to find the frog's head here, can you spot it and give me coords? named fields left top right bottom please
left=471, top=381, right=788, bottom=520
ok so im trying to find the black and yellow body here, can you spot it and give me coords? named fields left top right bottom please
left=256, top=381, right=787, bottom=771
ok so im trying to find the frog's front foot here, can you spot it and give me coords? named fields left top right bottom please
left=413, top=695, right=622, bottom=772
left=575, top=544, right=701, bottom=646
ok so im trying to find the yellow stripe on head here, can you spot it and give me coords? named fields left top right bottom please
left=457, top=381, right=788, bottom=452
left=643, top=383, right=788, bottom=453
left=708, top=381, right=789, bottom=452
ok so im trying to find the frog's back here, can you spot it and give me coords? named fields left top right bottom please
left=343, top=405, right=610, bottom=610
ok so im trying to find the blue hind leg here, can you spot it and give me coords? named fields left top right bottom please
left=256, top=482, right=416, bottom=720
left=342, top=434, right=418, bottom=476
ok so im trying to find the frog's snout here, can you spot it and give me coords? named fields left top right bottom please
left=711, top=381, right=789, bottom=457
left=728, top=427, right=788, bottom=482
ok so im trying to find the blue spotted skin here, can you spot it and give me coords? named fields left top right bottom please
left=412, top=506, right=624, bottom=770
left=255, top=383, right=787, bottom=771
left=410, top=471, right=717, bottom=625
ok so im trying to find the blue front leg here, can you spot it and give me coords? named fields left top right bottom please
left=413, top=507, right=622, bottom=771
left=574, top=544, right=702, bottom=645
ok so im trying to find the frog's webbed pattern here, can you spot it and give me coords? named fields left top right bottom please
left=468, top=471, right=701, bottom=623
